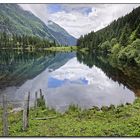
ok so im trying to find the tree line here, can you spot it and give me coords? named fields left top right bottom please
left=77, top=6, right=140, bottom=66
left=76, top=51, right=140, bottom=92
left=0, top=32, right=58, bottom=49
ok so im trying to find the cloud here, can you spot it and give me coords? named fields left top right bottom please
left=19, top=4, right=140, bottom=38
left=19, top=4, right=49, bottom=24
left=49, top=4, right=140, bottom=38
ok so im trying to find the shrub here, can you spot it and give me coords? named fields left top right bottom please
left=111, top=38, right=118, bottom=46
left=131, top=39, right=140, bottom=50
left=111, top=43, right=121, bottom=55
left=118, top=45, right=137, bottom=65
left=100, top=41, right=111, bottom=53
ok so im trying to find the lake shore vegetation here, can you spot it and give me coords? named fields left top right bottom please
left=0, top=98, right=140, bottom=136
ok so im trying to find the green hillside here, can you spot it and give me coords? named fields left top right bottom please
left=0, top=4, right=76, bottom=46
left=47, top=20, right=76, bottom=46
left=77, top=6, right=140, bottom=66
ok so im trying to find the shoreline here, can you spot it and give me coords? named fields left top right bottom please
left=0, top=46, right=78, bottom=52
left=0, top=98, right=140, bottom=136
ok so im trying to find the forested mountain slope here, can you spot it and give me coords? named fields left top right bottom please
left=77, top=6, right=140, bottom=66
left=47, top=20, right=77, bottom=46
left=0, top=4, right=76, bottom=46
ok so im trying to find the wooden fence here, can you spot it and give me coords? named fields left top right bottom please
left=1, top=89, right=44, bottom=136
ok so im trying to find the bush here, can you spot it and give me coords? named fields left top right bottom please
left=135, top=55, right=140, bottom=65
left=111, top=38, right=118, bottom=46
left=111, top=43, right=121, bottom=55
left=131, top=39, right=140, bottom=50
left=100, top=41, right=111, bottom=53
left=118, top=45, right=137, bottom=65
left=129, top=30, right=136, bottom=44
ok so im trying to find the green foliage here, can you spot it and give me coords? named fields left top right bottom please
left=135, top=55, right=140, bottom=64
left=0, top=4, right=76, bottom=46
left=117, top=39, right=140, bottom=65
left=119, top=23, right=131, bottom=46
left=76, top=51, right=140, bottom=90
left=45, top=46, right=77, bottom=52
left=111, top=38, right=118, bottom=46
left=37, top=96, right=46, bottom=110
left=111, top=43, right=121, bottom=54
left=129, top=30, right=136, bottom=44
left=100, top=41, right=111, bottom=53
left=111, top=43, right=121, bottom=59
left=118, top=45, right=137, bottom=65
left=1, top=98, right=140, bottom=136
left=131, top=38, right=140, bottom=50
left=131, top=39, right=140, bottom=65
left=0, top=4, right=54, bottom=41
left=77, top=6, right=140, bottom=66
left=78, top=6, right=140, bottom=50
left=135, top=24, right=140, bottom=38
left=0, top=32, right=58, bottom=49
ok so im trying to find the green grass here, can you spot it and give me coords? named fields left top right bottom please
left=1, top=46, right=78, bottom=52
left=1, top=99, right=140, bottom=136
left=44, top=46, right=78, bottom=52
left=79, top=47, right=89, bottom=52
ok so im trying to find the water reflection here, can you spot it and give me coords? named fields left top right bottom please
left=76, top=51, right=140, bottom=96
left=0, top=50, right=139, bottom=112
left=0, top=56, right=135, bottom=112
left=47, top=57, right=135, bottom=112
left=0, top=50, right=75, bottom=89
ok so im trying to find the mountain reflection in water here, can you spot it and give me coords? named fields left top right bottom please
left=0, top=55, right=135, bottom=112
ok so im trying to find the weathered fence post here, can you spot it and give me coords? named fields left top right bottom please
left=23, top=92, right=30, bottom=131
left=39, top=89, right=43, bottom=99
left=34, top=91, right=38, bottom=109
left=39, top=89, right=46, bottom=108
left=2, top=94, right=8, bottom=136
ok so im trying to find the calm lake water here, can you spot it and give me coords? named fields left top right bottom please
left=0, top=50, right=140, bottom=112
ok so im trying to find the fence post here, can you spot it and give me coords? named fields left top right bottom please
left=2, top=94, right=8, bottom=136
left=39, top=89, right=43, bottom=99
left=23, top=92, right=30, bottom=131
left=34, top=91, right=38, bottom=109
left=39, top=89, right=46, bottom=108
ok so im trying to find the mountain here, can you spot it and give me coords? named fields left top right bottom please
left=77, top=6, right=140, bottom=48
left=47, top=20, right=77, bottom=46
left=77, top=6, right=140, bottom=66
left=0, top=4, right=76, bottom=46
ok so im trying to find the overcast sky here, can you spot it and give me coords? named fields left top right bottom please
left=19, top=4, right=140, bottom=38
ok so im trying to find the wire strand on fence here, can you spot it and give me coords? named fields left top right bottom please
left=0, top=100, right=29, bottom=103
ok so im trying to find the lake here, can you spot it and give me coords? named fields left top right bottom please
left=0, top=50, right=139, bottom=112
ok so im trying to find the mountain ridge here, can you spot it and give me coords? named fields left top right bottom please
left=0, top=4, right=76, bottom=46
left=47, top=20, right=77, bottom=46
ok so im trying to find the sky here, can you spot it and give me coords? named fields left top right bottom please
left=19, top=4, right=140, bottom=38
